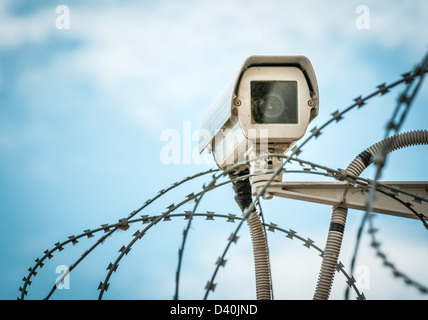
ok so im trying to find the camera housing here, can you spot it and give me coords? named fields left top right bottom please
left=199, top=55, right=319, bottom=173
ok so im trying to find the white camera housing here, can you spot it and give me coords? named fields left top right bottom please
left=199, top=55, right=319, bottom=172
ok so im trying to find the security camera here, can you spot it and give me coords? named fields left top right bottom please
left=199, top=55, right=319, bottom=176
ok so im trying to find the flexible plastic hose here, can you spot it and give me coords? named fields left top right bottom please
left=230, top=169, right=272, bottom=300
left=247, top=210, right=272, bottom=300
left=313, top=130, right=428, bottom=300
left=312, top=206, right=348, bottom=300
left=347, top=130, right=428, bottom=177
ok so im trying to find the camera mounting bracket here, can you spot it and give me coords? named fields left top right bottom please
left=252, top=180, right=428, bottom=220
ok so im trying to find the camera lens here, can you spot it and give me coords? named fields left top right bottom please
left=251, top=81, right=298, bottom=124
left=257, top=93, right=285, bottom=120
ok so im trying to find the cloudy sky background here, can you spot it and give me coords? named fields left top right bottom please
left=1, top=0, right=428, bottom=300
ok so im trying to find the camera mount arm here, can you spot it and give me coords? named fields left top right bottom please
left=256, top=180, right=428, bottom=220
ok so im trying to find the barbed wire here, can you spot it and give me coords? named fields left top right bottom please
left=174, top=193, right=204, bottom=300
left=290, top=64, right=428, bottom=158
left=19, top=155, right=427, bottom=300
left=345, top=50, right=428, bottom=299
left=18, top=168, right=217, bottom=300
left=200, top=156, right=428, bottom=299
left=18, top=148, right=427, bottom=300
left=367, top=188, right=428, bottom=294
left=284, top=156, right=428, bottom=297
left=200, top=210, right=366, bottom=300
left=19, top=210, right=365, bottom=299
left=110, top=56, right=427, bottom=300
left=97, top=172, right=242, bottom=299
left=18, top=55, right=428, bottom=301
left=246, top=58, right=428, bottom=298
left=18, top=150, right=427, bottom=300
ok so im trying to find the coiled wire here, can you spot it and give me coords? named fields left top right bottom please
left=230, top=169, right=272, bottom=300
left=313, top=130, right=428, bottom=300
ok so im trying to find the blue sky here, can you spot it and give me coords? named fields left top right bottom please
left=1, top=0, right=428, bottom=300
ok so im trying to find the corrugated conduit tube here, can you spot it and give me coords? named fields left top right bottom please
left=230, top=168, right=272, bottom=300
left=313, top=130, right=428, bottom=300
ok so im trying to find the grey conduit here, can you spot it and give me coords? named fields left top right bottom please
left=247, top=210, right=272, bottom=300
left=230, top=169, right=272, bottom=300
left=313, top=130, right=428, bottom=300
